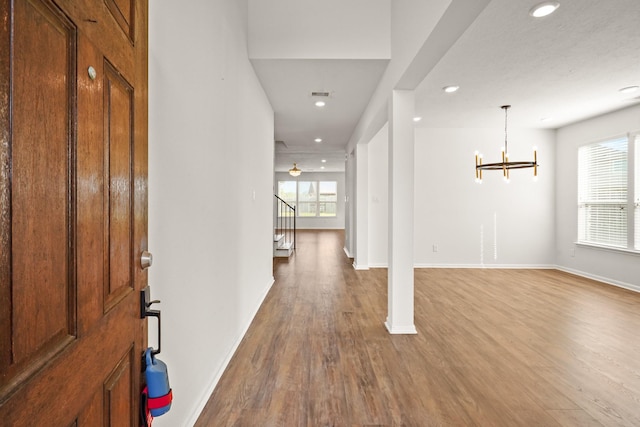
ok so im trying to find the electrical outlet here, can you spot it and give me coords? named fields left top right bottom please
left=433, top=244, right=438, bottom=253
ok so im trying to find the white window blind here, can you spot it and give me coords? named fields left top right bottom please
left=578, top=137, right=628, bottom=248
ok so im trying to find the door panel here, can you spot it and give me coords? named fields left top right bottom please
left=104, top=345, right=135, bottom=426
left=0, top=0, right=148, bottom=424
left=2, top=0, right=77, bottom=392
left=76, top=34, right=106, bottom=336
left=104, top=0, right=135, bottom=41
left=104, top=59, right=134, bottom=313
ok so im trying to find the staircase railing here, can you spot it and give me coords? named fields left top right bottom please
left=274, top=194, right=296, bottom=251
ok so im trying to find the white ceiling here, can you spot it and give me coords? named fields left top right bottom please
left=415, top=0, right=640, bottom=129
left=252, top=0, right=640, bottom=173
left=252, top=59, right=389, bottom=151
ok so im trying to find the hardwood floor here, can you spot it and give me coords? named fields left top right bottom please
left=196, top=230, right=640, bottom=426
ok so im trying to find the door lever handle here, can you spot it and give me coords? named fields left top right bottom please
left=145, top=309, right=161, bottom=355
left=140, top=287, right=156, bottom=318
left=140, top=287, right=162, bottom=355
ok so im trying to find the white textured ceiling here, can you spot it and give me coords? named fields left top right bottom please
left=415, top=0, right=640, bottom=129
left=252, top=0, right=640, bottom=173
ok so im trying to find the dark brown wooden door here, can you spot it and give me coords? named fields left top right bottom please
left=0, top=0, right=148, bottom=425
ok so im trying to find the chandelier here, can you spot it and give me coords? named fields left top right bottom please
left=289, top=163, right=301, bottom=177
left=475, top=105, right=538, bottom=183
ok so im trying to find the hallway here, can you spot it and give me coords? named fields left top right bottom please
left=196, top=230, right=640, bottom=426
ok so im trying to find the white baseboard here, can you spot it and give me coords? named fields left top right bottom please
left=354, top=262, right=556, bottom=269
left=184, top=276, right=275, bottom=427
left=343, top=247, right=353, bottom=258
left=352, top=262, right=369, bottom=270
left=296, top=227, right=345, bottom=230
left=555, top=266, right=640, bottom=293
left=413, top=263, right=556, bottom=269
left=352, top=263, right=556, bottom=270
left=368, top=263, right=388, bottom=268
left=413, top=264, right=639, bottom=294
left=384, top=319, right=417, bottom=335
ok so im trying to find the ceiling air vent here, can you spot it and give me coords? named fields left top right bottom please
left=311, top=91, right=330, bottom=97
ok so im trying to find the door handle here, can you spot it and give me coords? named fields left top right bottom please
left=141, top=251, right=153, bottom=269
left=145, top=309, right=161, bottom=355
left=141, top=286, right=162, bottom=355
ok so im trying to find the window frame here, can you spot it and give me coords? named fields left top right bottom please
left=576, top=133, right=640, bottom=254
left=277, top=180, right=338, bottom=218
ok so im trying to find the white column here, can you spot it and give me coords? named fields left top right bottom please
left=386, top=90, right=417, bottom=334
left=354, top=144, right=369, bottom=270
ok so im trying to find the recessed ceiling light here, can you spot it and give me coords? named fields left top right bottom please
left=320, top=166, right=325, bottom=170
left=529, top=2, right=560, bottom=18
left=619, top=85, right=639, bottom=94
left=314, top=138, right=323, bottom=143
left=413, top=117, right=422, bottom=122
left=540, top=117, right=552, bottom=122
left=443, top=85, right=459, bottom=93
left=321, top=159, right=327, bottom=163
left=315, top=101, right=326, bottom=107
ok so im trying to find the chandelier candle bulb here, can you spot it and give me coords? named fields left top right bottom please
left=475, top=152, right=483, bottom=181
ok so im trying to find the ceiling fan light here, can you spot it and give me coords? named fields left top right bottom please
left=289, top=163, right=302, bottom=177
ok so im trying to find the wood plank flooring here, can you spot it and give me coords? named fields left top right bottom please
left=196, top=230, right=640, bottom=426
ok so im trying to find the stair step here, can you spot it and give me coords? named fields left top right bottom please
left=273, top=245, right=293, bottom=258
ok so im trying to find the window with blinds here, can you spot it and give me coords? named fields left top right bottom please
left=578, top=137, right=628, bottom=248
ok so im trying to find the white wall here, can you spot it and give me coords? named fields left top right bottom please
left=275, top=172, right=346, bottom=229
left=556, top=104, right=640, bottom=291
left=354, top=144, right=369, bottom=268
left=363, top=124, right=555, bottom=268
left=368, top=123, right=389, bottom=267
left=149, top=1, right=274, bottom=425
left=414, top=127, right=555, bottom=267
